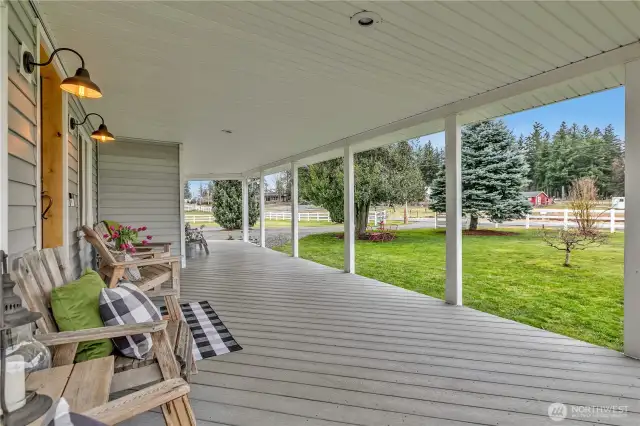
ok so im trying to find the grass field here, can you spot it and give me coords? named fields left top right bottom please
left=274, top=228, right=624, bottom=351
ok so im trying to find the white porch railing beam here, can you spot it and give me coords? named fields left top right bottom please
left=259, top=170, right=266, bottom=248
left=242, top=178, right=249, bottom=243
left=291, top=162, right=299, bottom=258
left=445, top=114, right=462, bottom=306
left=344, top=146, right=355, bottom=273
left=186, top=173, right=245, bottom=181
left=625, top=59, right=640, bottom=359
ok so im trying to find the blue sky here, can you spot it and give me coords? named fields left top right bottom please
left=190, top=87, right=624, bottom=193
left=421, top=87, right=624, bottom=148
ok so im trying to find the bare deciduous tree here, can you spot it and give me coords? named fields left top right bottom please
left=570, top=177, right=607, bottom=234
left=540, top=177, right=609, bottom=267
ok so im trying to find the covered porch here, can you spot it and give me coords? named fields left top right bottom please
left=2, top=1, right=640, bottom=424
left=129, top=242, right=639, bottom=425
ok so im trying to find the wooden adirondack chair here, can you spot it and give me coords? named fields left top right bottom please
left=82, top=225, right=182, bottom=315
left=12, top=247, right=196, bottom=425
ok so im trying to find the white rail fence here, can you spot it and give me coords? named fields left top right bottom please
left=524, top=208, right=624, bottom=233
left=264, top=212, right=331, bottom=222
left=185, top=204, right=213, bottom=212
left=427, top=208, right=623, bottom=233
left=186, top=210, right=387, bottom=225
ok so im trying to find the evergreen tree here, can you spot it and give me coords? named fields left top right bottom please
left=299, top=159, right=344, bottom=223
left=610, top=157, right=625, bottom=196
left=183, top=182, right=192, bottom=200
left=431, top=120, right=532, bottom=230
left=417, top=140, right=444, bottom=188
left=522, top=122, right=549, bottom=191
left=211, top=180, right=259, bottom=230
left=546, top=121, right=573, bottom=197
left=520, top=121, right=624, bottom=198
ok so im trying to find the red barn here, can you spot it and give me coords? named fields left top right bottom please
left=522, top=191, right=551, bottom=206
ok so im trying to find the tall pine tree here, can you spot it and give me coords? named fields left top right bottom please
left=417, top=141, right=444, bottom=188
left=431, top=120, right=531, bottom=230
left=211, top=180, right=259, bottom=230
left=520, top=122, right=624, bottom=198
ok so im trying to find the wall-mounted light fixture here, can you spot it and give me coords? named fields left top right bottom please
left=70, top=113, right=115, bottom=142
left=22, top=48, right=102, bottom=99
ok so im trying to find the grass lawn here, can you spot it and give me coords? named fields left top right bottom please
left=274, top=228, right=624, bottom=351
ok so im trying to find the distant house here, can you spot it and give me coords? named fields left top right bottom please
left=522, top=191, right=551, bottom=206
left=265, top=190, right=291, bottom=203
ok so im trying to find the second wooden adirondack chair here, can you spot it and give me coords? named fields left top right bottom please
left=82, top=225, right=183, bottom=318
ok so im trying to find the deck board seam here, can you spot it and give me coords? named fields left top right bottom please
left=189, top=385, right=501, bottom=426
left=236, top=343, right=640, bottom=387
left=216, top=352, right=640, bottom=400
left=191, top=371, right=640, bottom=420
left=228, top=332, right=640, bottom=375
left=196, top=361, right=640, bottom=410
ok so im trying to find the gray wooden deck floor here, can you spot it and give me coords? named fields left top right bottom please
left=128, top=241, right=640, bottom=426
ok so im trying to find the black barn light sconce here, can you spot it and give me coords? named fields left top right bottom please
left=70, top=113, right=115, bottom=142
left=22, top=47, right=102, bottom=99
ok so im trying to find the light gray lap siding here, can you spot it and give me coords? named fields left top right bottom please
left=7, top=1, right=37, bottom=261
left=98, top=140, right=181, bottom=257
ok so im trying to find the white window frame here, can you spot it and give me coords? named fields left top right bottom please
left=80, top=131, right=93, bottom=227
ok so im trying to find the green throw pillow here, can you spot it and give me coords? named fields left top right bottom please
left=51, top=268, right=113, bottom=362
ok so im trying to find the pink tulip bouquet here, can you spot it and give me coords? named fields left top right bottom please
left=103, top=224, right=152, bottom=254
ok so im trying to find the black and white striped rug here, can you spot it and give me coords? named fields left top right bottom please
left=160, top=301, right=242, bottom=360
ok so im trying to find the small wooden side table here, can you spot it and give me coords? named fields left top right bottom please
left=24, top=355, right=190, bottom=425
left=25, top=356, right=114, bottom=426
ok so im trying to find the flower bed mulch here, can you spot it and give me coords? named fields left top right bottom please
left=335, top=232, right=397, bottom=241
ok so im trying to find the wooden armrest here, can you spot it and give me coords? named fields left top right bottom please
left=35, top=321, right=168, bottom=346
left=129, top=250, right=155, bottom=256
left=83, top=378, right=190, bottom=424
left=133, top=242, right=172, bottom=248
left=112, top=256, right=181, bottom=267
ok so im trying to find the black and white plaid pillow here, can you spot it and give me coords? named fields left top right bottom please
left=99, top=282, right=161, bottom=359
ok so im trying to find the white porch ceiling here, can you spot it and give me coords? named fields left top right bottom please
left=37, top=1, right=639, bottom=176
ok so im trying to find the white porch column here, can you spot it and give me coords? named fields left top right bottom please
left=259, top=170, right=266, bottom=247
left=291, top=163, right=299, bottom=257
left=242, top=178, right=249, bottom=243
left=343, top=146, right=355, bottom=273
left=624, top=59, right=640, bottom=358
left=178, top=145, right=186, bottom=267
left=445, top=114, right=462, bottom=306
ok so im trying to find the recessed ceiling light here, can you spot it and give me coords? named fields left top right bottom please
left=350, top=11, right=382, bottom=28
left=221, top=129, right=233, bottom=134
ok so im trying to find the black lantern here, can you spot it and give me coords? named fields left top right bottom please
left=0, top=251, right=52, bottom=425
